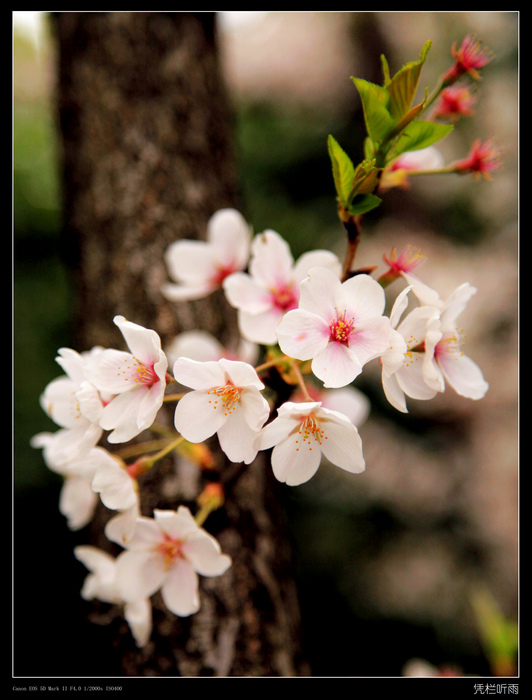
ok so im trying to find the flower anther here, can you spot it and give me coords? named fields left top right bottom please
left=207, top=382, right=242, bottom=416
left=295, top=413, right=326, bottom=452
left=157, top=534, right=184, bottom=571
left=329, top=311, right=355, bottom=344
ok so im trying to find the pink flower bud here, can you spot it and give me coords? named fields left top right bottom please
left=452, top=139, right=502, bottom=179
left=442, top=35, right=493, bottom=85
left=433, top=85, right=477, bottom=120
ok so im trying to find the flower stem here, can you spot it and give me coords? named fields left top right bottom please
left=290, top=359, right=313, bottom=402
left=195, top=483, right=225, bottom=527
left=134, top=434, right=185, bottom=473
left=341, top=216, right=362, bottom=282
left=163, top=392, right=186, bottom=402
left=115, top=437, right=177, bottom=460
left=254, top=355, right=292, bottom=373
left=403, top=165, right=458, bottom=178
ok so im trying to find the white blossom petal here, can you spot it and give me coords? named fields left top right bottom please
left=182, top=533, right=232, bottom=577
left=124, top=599, right=152, bottom=648
left=276, top=308, right=330, bottom=360
left=349, top=316, right=391, bottom=365
left=113, top=315, right=163, bottom=366
left=55, top=347, right=86, bottom=384
left=223, top=272, right=272, bottom=315
left=311, top=341, right=363, bottom=388
left=292, top=249, right=342, bottom=285
left=161, top=280, right=215, bottom=302
left=59, top=476, right=98, bottom=530
left=338, top=273, right=386, bottom=320
left=248, top=230, right=294, bottom=288
left=271, top=434, right=322, bottom=486
left=173, top=357, right=226, bottom=391
left=217, top=404, right=261, bottom=464
left=154, top=507, right=199, bottom=541
left=92, top=459, right=137, bottom=511
left=161, top=559, right=200, bottom=617
left=319, top=410, right=365, bottom=474
left=100, top=389, right=150, bottom=443
left=437, top=352, right=489, bottom=399
left=297, top=266, right=340, bottom=320
left=237, top=307, right=285, bottom=346
left=382, top=371, right=408, bottom=413
left=207, top=208, right=252, bottom=270
left=105, top=504, right=140, bottom=546
left=115, top=550, right=166, bottom=603
left=174, top=389, right=227, bottom=443
left=439, top=282, right=477, bottom=329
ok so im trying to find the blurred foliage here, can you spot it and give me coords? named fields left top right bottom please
left=234, top=100, right=354, bottom=258
left=14, top=30, right=73, bottom=493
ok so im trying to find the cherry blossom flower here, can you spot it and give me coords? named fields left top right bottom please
left=59, top=474, right=99, bottom=531
left=38, top=348, right=105, bottom=464
left=223, top=229, right=342, bottom=345
left=114, top=506, right=231, bottom=617
left=451, top=139, right=502, bottom=180
left=430, top=283, right=489, bottom=400
left=74, top=545, right=152, bottom=647
left=379, top=245, right=441, bottom=306
left=254, top=401, right=365, bottom=486
left=30, top=434, right=102, bottom=530
left=381, top=283, right=488, bottom=408
left=291, top=384, right=370, bottom=428
left=91, top=448, right=138, bottom=512
left=162, top=208, right=252, bottom=302
left=88, top=447, right=141, bottom=545
left=84, top=316, right=168, bottom=443
left=276, top=266, right=391, bottom=388
left=104, top=501, right=141, bottom=547
left=380, top=287, right=444, bottom=413
left=173, top=357, right=270, bottom=464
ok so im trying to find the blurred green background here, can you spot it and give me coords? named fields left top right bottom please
left=13, top=12, right=518, bottom=678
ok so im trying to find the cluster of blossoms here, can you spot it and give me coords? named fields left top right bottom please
left=32, top=35, right=494, bottom=649
left=378, top=35, right=500, bottom=192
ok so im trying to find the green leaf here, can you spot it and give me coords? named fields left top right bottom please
left=348, top=193, right=382, bottom=216
left=327, top=134, right=355, bottom=207
left=385, top=40, right=432, bottom=122
left=363, top=137, right=375, bottom=160
left=351, top=78, right=394, bottom=145
left=388, top=120, right=453, bottom=161
left=389, top=96, right=427, bottom=138
left=380, top=53, right=391, bottom=85
left=348, top=158, right=378, bottom=199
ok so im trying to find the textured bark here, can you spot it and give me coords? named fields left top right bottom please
left=53, top=11, right=308, bottom=677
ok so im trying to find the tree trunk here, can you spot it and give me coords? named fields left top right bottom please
left=53, top=11, right=308, bottom=677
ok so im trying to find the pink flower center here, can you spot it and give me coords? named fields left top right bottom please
left=434, top=330, right=462, bottom=360
left=156, top=535, right=184, bottom=570
left=329, top=311, right=355, bottom=344
left=211, top=262, right=238, bottom=286
left=271, top=282, right=298, bottom=312
left=207, top=382, right=242, bottom=415
left=123, top=357, right=159, bottom=386
left=294, top=413, right=327, bottom=452
left=383, top=245, right=425, bottom=274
